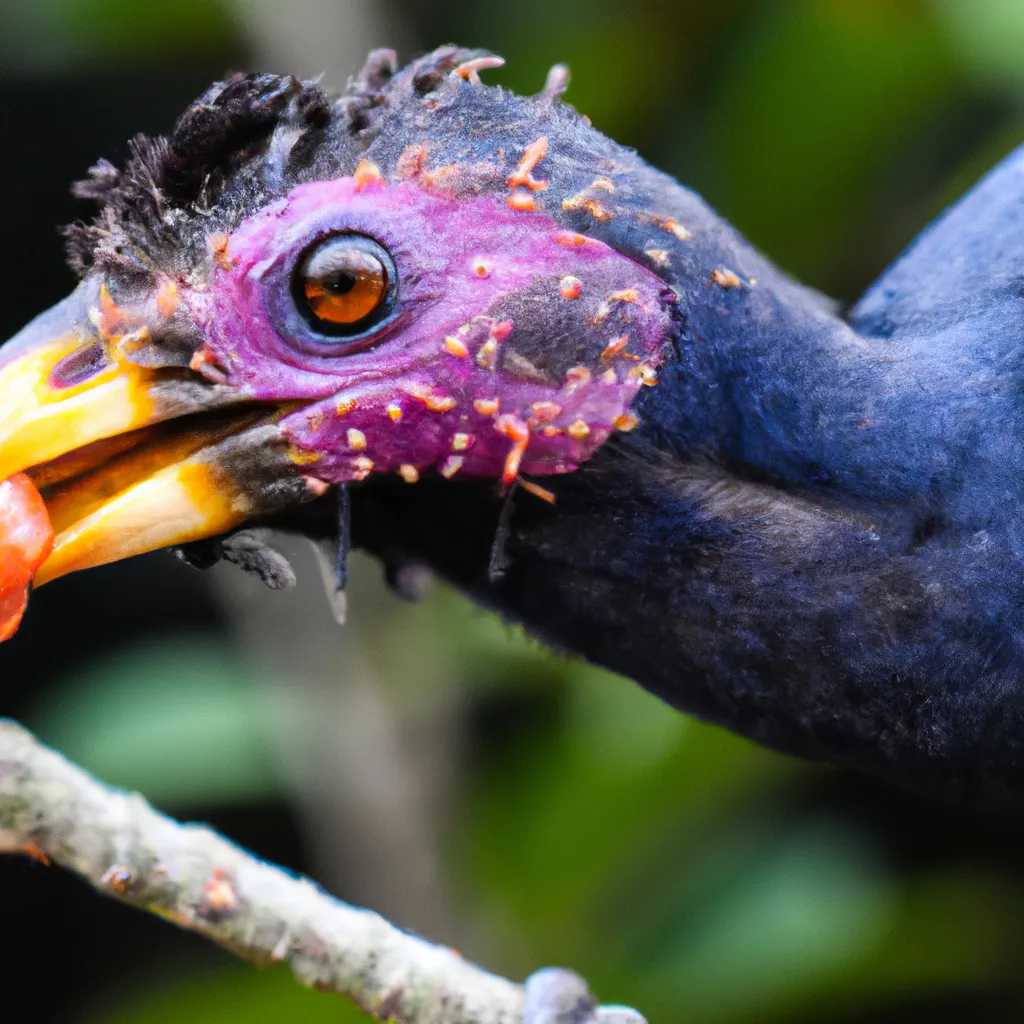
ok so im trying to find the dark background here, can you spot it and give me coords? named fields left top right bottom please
left=3, top=1, right=1024, bottom=1021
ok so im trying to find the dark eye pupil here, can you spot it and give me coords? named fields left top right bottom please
left=325, top=271, right=357, bottom=295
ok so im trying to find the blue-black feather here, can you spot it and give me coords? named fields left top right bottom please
left=357, top=133, right=1024, bottom=804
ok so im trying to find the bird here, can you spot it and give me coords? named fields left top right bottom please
left=3, top=42, right=1024, bottom=821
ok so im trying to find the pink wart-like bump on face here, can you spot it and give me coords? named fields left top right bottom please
left=185, top=170, right=675, bottom=487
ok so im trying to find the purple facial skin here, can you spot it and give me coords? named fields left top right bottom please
left=184, top=170, right=676, bottom=487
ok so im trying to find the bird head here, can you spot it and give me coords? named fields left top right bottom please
left=0, top=47, right=677, bottom=586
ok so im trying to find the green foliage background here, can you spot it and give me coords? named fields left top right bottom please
left=5, top=1, right=1024, bottom=1022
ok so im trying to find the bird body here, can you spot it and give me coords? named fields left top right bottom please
left=3, top=47, right=1024, bottom=803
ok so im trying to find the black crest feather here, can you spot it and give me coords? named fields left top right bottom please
left=63, top=46, right=488, bottom=276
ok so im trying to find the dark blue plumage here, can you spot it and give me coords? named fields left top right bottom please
left=357, top=109, right=1024, bottom=804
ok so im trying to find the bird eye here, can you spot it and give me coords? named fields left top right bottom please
left=293, top=235, right=396, bottom=337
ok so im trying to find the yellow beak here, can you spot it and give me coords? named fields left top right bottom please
left=0, top=332, right=162, bottom=484
left=0, top=288, right=311, bottom=584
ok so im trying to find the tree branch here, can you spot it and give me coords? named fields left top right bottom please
left=0, top=719, right=524, bottom=1024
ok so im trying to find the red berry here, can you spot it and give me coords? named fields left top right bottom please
left=0, top=474, right=53, bottom=642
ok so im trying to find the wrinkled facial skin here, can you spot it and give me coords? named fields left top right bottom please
left=191, top=171, right=674, bottom=486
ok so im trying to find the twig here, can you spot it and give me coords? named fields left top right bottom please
left=0, top=719, right=524, bottom=1024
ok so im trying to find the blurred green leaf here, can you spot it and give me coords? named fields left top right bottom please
left=935, top=0, right=1024, bottom=95
left=687, top=0, right=959, bottom=292
left=628, top=820, right=897, bottom=1019
left=27, top=637, right=285, bottom=806
left=462, top=662, right=805, bottom=957
left=614, top=831, right=1018, bottom=1022
left=1, top=0, right=234, bottom=71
